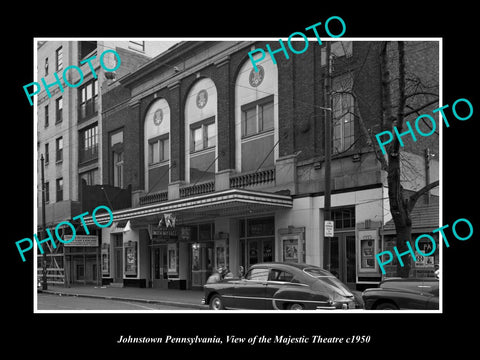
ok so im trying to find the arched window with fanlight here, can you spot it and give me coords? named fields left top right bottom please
left=235, top=50, right=279, bottom=173
left=144, top=98, right=171, bottom=193
left=184, top=78, right=217, bottom=184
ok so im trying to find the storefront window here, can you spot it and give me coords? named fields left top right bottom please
left=332, top=207, right=355, bottom=229
left=240, top=217, right=275, bottom=269
left=247, top=217, right=274, bottom=237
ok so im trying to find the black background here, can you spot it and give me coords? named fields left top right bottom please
left=7, top=3, right=477, bottom=355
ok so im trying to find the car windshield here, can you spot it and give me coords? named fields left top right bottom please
left=304, top=267, right=353, bottom=297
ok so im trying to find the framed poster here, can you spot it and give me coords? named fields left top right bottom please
left=278, top=227, right=305, bottom=264
left=124, top=241, right=137, bottom=276
left=283, top=239, right=298, bottom=262
left=358, top=229, right=379, bottom=272
left=214, top=238, right=229, bottom=269
left=168, top=243, right=178, bottom=274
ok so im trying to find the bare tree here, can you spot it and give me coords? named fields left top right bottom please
left=355, top=41, right=439, bottom=277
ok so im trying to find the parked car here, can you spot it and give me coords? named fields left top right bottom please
left=362, top=277, right=439, bottom=310
left=202, top=262, right=359, bottom=310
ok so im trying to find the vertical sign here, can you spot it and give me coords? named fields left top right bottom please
left=324, top=220, right=334, bottom=237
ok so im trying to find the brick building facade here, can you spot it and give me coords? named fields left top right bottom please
left=87, top=40, right=439, bottom=290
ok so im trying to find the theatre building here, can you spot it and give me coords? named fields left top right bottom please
left=84, top=40, right=439, bottom=290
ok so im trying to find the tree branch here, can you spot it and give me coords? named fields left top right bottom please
left=407, top=180, right=439, bottom=212
left=403, top=99, right=439, bottom=118
left=352, top=96, right=388, bottom=171
left=404, top=91, right=439, bottom=100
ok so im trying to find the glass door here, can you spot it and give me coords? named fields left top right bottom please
left=246, top=238, right=274, bottom=269
left=191, top=242, right=214, bottom=288
left=151, top=245, right=168, bottom=288
left=326, top=233, right=356, bottom=288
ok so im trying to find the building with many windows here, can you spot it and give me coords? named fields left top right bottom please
left=51, top=40, right=440, bottom=290
left=36, top=40, right=177, bottom=285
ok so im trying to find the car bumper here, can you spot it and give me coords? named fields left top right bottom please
left=316, top=301, right=355, bottom=310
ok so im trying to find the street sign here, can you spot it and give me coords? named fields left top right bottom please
left=324, top=220, right=334, bottom=237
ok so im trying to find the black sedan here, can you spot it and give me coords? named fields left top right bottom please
left=202, top=262, right=358, bottom=310
left=362, top=277, right=439, bottom=310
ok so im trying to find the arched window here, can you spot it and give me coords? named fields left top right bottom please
left=332, top=73, right=354, bottom=154
left=144, top=98, right=170, bottom=193
left=184, top=78, right=217, bottom=184
left=235, top=50, right=279, bottom=172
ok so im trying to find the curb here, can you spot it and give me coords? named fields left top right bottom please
left=38, top=290, right=208, bottom=310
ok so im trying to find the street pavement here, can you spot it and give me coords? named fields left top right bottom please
left=37, top=284, right=208, bottom=311
left=37, top=293, right=200, bottom=310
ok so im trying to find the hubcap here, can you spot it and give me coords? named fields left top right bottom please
left=212, top=298, right=222, bottom=310
left=290, top=303, right=303, bottom=310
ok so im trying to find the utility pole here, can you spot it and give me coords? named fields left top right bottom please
left=424, top=148, right=430, bottom=205
left=324, top=42, right=333, bottom=228
left=322, top=42, right=334, bottom=270
left=40, top=154, right=47, bottom=290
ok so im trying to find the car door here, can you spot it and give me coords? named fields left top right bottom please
left=233, top=267, right=269, bottom=309
left=264, top=269, right=288, bottom=309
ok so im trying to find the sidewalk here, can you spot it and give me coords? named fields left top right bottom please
left=38, top=285, right=208, bottom=310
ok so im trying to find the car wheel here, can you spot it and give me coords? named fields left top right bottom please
left=288, top=303, right=304, bottom=310
left=375, top=302, right=398, bottom=310
left=209, top=294, right=225, bottom=310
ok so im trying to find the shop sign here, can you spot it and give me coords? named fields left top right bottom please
left=64, top=235, right=98, bottom=247
left=151, top=227, right=177, bottom=237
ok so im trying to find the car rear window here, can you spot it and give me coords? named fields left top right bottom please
left=269, top=269, right=294, bottom=282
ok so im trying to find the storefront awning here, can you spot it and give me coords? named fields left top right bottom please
left=109, top=220, right=128, bottom=233
left=83, top=188, right=293, bottom=227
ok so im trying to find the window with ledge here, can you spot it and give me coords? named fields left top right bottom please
left=144, top=98, right=171, bottom=193
left=78, top=79, right=98, bottom=121
left=56, top=178, right=63, bottom=202
left=114, top=152, right=124, bottom=188
left=79, top=124, right=98, bottom=163
left=56, top=97, right=63, bottom=124
left=185, top=79, right=217, bottom=184
left=149, top=135, right=169, bottom=164
left=235, top=55, right=278, bottom=174
left=240, top=96, right=275, bottom=172
left=79, top=124, right=98, bottom=164
left=111, top=130, right=124, bottom=188
left=44, top=105, right=49, bottom=128
left=241, top=96, right=274, bottom=138
left=56, top=46, right=63, bottom=72
left=44, top=57, right=49, bottom=76
left=44, top=143, right=49, bottom=164
left=190, top=119, right=215, bottom=152
left=55, top=137, right=63, bottom=162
